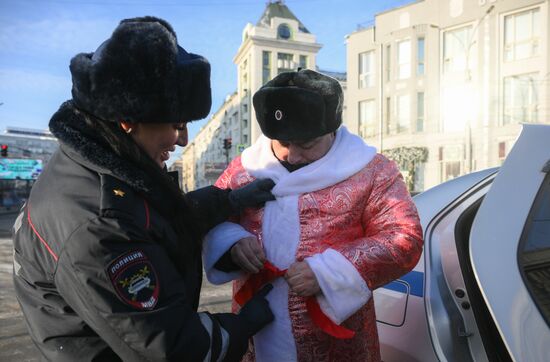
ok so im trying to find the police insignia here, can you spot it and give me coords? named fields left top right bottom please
left=107, top=250, right=159, bottom=310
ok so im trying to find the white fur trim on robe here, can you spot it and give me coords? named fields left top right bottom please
left=203, top=222, right=251, bottom=284
left=305, top=249, right=372, bottom=324
left=203, top=126, right=376, bottom=361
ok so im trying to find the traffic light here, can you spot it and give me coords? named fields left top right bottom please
left=223, top=138, right=232, bottom=150
left=1, top=145, right=7, bottom=157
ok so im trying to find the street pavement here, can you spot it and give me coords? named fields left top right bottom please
left=0, top=212, right=232, bottom=361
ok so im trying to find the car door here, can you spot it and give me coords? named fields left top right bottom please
left=470, top=124, right=550, bottom=361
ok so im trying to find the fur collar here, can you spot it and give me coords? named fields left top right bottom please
left=49, top=101, right=153, bottom=194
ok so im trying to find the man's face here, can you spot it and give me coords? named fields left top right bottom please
left=271, top=132, right=335, bottom=165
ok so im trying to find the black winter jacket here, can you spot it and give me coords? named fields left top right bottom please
left=12, top=102, right=250, bottom=361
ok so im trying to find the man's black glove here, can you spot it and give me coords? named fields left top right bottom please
left=228, top=178, right=275, bottom=211
left=214, top=284, right=274, bottom=362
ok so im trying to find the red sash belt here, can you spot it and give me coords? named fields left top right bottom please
left=234, top=261, right=355, bottom=339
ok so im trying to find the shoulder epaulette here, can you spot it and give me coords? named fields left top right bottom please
left=99, top=174, right=146, bottom=225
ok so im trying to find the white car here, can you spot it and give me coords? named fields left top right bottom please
left=375, top=124, right=550, bottom=362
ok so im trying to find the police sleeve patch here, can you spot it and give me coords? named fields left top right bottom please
left=107, top=250, right=160, bottom=310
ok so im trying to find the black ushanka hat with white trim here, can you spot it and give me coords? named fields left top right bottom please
left=70, top=16, right=211, bottom=124
left=252, top=69, right=343, bottom=141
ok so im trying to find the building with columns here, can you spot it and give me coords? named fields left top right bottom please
left=181, top=1, right=347, bottom=190
left=346, top=0, right=549, bottom=192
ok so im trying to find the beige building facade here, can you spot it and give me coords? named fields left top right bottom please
left=180, top=1, right=345, bottom=190
left=180, top=145, right=195, bottom=193
left=235, top=2, right=322, bottom=142
left=181, top=92, right=241, bottom=189
left=346, top=0, right=549, bottom=191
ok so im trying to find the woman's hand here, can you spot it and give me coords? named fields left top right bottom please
left=285, top=261, right=321, bottom=296
left=228, top=179, right=275, bottom=210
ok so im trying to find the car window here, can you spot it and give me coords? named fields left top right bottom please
left=518, top=172, right=550, bottom=327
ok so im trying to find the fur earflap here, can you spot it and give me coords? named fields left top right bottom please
left=252, top=69, right=343, bottom=141
left=70, top=16, right=211, bottom=124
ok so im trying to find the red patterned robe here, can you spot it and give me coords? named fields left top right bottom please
left=204, top=127, right=423, bottom=361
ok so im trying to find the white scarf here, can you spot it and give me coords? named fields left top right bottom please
left=239, top=126, right=376, bottom=361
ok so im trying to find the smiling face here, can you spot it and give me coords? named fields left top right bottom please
left=271, top=132, right=335, bottom=166
left=121, top=122, right=188, bottom=168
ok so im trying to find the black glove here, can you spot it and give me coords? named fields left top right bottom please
left=184, top=185, right=234, bottom=234
left=214, top=284, right=274, bottom=362
left=228, top=178, right=275, bottom=211
left=238, top=284, right=274, bottom=333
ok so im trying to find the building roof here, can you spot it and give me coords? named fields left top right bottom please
left=318, top=69, right=347, bottom=82
left=5, top=126, right=54, bottom=138
left=257, top=0, right=310, bottom=33
left=1, top=127, right=57, bottom=141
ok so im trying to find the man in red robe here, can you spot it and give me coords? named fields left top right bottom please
left=203, top=69, right=423, bottom=361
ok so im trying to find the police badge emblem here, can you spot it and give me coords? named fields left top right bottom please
left=107, top=250, right=159, bottom=310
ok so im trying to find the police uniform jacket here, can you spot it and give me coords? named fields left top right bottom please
left=12, top=102, right=246, bottom=361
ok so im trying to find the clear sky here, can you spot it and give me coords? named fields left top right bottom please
left=0, top=0, right=412, bottom=161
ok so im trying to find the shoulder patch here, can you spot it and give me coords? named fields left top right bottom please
left=107, top=250, right=159, bottom=310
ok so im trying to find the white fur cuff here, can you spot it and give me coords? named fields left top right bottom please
left=306, top=248, right=372, bottom=324
left=203, top=222, right=251, bottom=284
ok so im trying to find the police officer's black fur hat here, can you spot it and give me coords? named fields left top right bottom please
left=252, top=69, right=343, bottom=141
left=70, top=16, right=211, bottom=124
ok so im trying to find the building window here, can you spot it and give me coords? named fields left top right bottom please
left=359, top=51, right=375, bottom=88
left=443, top=26, right=472, bottom=73
left=241, top=58, right=248, bottom=93
left=503, top=73, right=538, bottom=125
left=242, top=119, right=248, bottom=129
left=504, top=8, right=540, bottom=62
left=299, top=55, right=308, bottom=70
left=243, top=134, right=248, bottom=144
left=416, top=92, right=424, bottom=132
left=385, top=97, right=391, bottom=134
left=439, top=145, right=463, bottom=182
left=262, top=51, right=271, bottom=84
left=277, top=53, right=294, bottom=74
left=417, top=37, right=425, bottom=75
left=498, top=141, right=507, bottom=165
left=358, top=99, right=376, bottom=138
left=396, top=94, right=410, bottom=132
left=385, top=44, right=391, bottom=81
left=242, top=103, right=248, bottom=114
left=397, top=40, right=411, bottom=79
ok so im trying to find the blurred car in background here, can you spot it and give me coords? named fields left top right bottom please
left=375, top=124, right=550, bottom=362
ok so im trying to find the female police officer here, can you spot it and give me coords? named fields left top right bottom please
left=12, top=17, right=274, bottom=361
